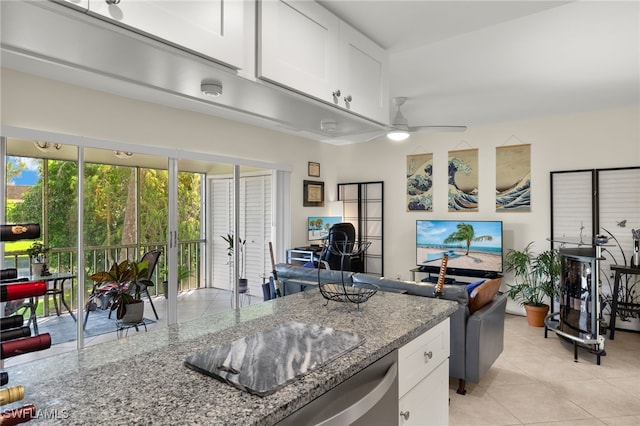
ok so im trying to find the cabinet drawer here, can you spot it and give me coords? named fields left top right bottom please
left=398, top=318, right=450, bottom=397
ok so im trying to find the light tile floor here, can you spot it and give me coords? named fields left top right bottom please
left=449, top=314, right=640, bottom=426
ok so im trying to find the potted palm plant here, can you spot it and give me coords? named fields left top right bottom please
left=159, top=264, right=193, bottom=298
left=221, top=233, right=247, bottom=290
left=504, top=242, right=561, bottom=327
left=89, top=259, right=152, bottom=324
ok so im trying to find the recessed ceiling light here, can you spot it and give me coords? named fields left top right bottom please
left=114, top=151, right=133, bottom=159
left=34, top=141, right=62, bottom=151
left=321, top=120, right=337, bottom=132
left=201, top=82, right=223, bottom=97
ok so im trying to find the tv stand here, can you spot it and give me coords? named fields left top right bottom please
left=422, top=275, right=456, bottom=285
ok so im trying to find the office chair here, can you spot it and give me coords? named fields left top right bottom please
left=321, top=222, right=356, bottom=271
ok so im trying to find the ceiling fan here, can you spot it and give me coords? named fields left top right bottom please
left=385, top=97, right=467, bottom=141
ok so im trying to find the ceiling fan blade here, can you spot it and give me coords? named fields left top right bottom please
left=409, top=125, right=467, bottom=133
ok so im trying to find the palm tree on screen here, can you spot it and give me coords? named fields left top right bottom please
left=443, top=223, right=493, bottom=255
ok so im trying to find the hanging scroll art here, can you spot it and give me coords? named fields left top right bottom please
left=448, top=148, right=478, bottom=212
left=496, top=144, right=531, bottom=211
left=407, top=153, right=433, bottom=211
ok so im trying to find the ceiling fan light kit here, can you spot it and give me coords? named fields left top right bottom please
left=383, top=96, right=467, bottom=141
left=387, top=130, right=410, bottom=141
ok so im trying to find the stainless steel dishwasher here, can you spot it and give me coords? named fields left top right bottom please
left=276, top=350, right=398, bottom=426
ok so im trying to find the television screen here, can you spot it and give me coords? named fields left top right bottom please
left=416, top=220, right=503, bottom=277
left=308, top=216, right=343, bottom=241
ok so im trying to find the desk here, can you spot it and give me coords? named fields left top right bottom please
left=31, top=272, right=77, bottom=322
left=609, top=265, right=640, bottom=340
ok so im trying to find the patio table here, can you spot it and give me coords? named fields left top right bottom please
left=31, top=272, right=77, bottom=322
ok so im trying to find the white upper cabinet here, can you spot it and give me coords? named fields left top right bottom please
left=258, top=0, right=388, bottom=123
left=339, top=23, right=389, bottom=125
left=258, top=1, right=340, bottom=101
left=88, top=0, right=246, bottom=69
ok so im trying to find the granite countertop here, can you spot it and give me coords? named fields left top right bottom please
left=4, top=289, right=457, bottom=425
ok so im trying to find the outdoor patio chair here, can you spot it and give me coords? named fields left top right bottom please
left=84, top=249, right=161, bottom=328
left=136, top=249, right=161, bottom=320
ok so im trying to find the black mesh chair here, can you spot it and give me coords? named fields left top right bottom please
left=137, top=249, right=161, bottom=320
left=321, top=223, right=356, bottom=271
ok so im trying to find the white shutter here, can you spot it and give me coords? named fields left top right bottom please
left=210, top=174, right=272, bottom=296
left=597, top=167, right=640, bottom=332
left=598, top=168, right=640, bottom=251
left=212, top=179, right=233, bottom=289
left=242, top=175, right=272, bottom=296
left=551, top=171, right=594, bottom=243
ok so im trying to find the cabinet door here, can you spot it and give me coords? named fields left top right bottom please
left=258, top=0, right=339, bottom=103
left=399, top=359, right=449, bottom=426
left=88, top=0, right=246, bottom=69
left=339, top=22, right=389, bottom=123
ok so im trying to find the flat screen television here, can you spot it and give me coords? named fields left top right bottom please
left=416, top=220, right=503, bottom=278
left=308, top=216, right=343, bottom=241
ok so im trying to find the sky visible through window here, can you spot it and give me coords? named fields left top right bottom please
left=8, top=157, right=39, bottom=185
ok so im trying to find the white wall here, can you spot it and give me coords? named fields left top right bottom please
left=336, top=106, right=639, bottom=311
left=2, top=70, right=639, bottom=306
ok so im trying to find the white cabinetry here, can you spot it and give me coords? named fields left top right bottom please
left=88, top=0, right=247, bottom=69
left=398, top=318, right=450, bottom=426
left=258, top=0, right=388, bottom=123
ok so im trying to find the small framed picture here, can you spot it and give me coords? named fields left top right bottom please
left=308, top=161, right=320, bottom=177
left=303, top=180, right=324, bottom=207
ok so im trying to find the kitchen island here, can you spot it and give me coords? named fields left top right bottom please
left=5, top=289, right=456, bottom=425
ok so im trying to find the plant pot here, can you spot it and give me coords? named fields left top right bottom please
left=30, top=262, right=45, bottom=277
left=120, top=300, right=144, bottom=324
left=524, top=304, right=549, bottom=327
left=239, top=278, right=248, bottom=293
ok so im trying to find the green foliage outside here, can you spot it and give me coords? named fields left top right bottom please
left=5, top=157, right=202, bottom=279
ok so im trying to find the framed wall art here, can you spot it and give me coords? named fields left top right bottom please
left=308, top=161, right=320, bottom=177
left=303, top=180, right=324, bottom=207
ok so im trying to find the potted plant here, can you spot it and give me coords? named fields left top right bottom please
left=89, top=259, right=152, bottom=324
left=504, top=242, right=561, bottom=327
left=26, top=241, right=50, bottom=276
left=159, top=264, right=193, bottom=298
left=221, top=233, right=247, bottom=290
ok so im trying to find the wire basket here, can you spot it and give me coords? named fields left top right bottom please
left=317, top=235, right=375, bottom=307
left=319, top=282, right=378, bottom=307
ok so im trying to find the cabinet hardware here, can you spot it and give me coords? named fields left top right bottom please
left=344, top=94, right=352, bottom=104
left=400, top=410, right=410, bottom=420
left=332, top=90, right=341, bottom=98
left=424, top=350, right=433, bottom=361
left=106, top=0, right=121, bottom=4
